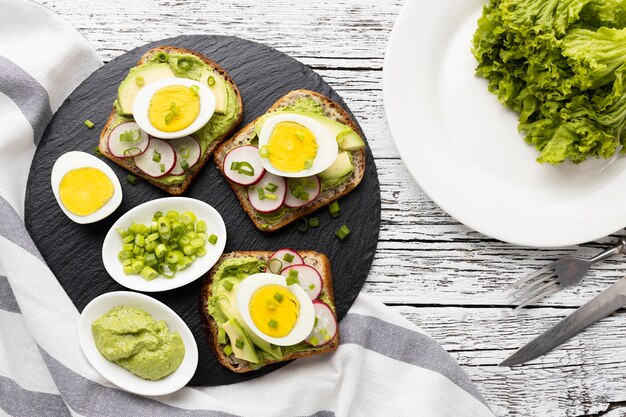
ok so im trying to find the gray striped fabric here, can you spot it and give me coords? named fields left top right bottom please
left=0, top=2, right=494, bottom=416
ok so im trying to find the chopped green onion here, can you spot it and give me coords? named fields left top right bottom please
left=140, top=266, right=158, bottom=281
left=308, top=284, right=315, bottom=290
left=190, top=84, right=199, bottom=95
left=155, top=52, right=169, bottom=62
left=126, top=174, right=137, bottom=185
left=180, top=146, right=190, bottom=159
left=267, top=258, right=282, bottom=274
left=286, top=269, right=299, bottom=286
left=145, top=253, right=158, bottom=266
left=314, top=317, right=319, bottom=327
left=177, top=58, right=192, bottom=70
left=123, top=147, right=141, bottom=157
left=273, top=292, right=284, bottom=303
left=265, top=193, right=277, bottom=200
left=223, top=344, right=233, bottom=356
left=84, top=119, right=94, bottom=129
left=223, top=280, right=233, bottom=291
left=237, top=161, right=254, bottom=176
left=155, top=243, right=168, bottom=259
left=93, top=146, right=103, bottom=156
left=166, top=211, right=179, bottom=222
left=134, top=234, right=145, bottom=247
left=336, top=224, right=350, bottom=240
left=207, top=76, right=216, bottom=87
left=208, top=234, right=218, bottom=245
left=166, top=250, right=183, bottom=264
left=196, top=220, right=207, bottom=233
left=235, top=338, right=244, bottom=350
left=120, top=129, right=140, bottom=142
left=218, top=328, right=227, bottom=344
left=291, top=184, right=304, bottom=199
left=160, top=163, right=165, bottom=173
left=297, top=218, right=308, bottom=233
left=191, top=238, right=204, bottom=249
left=265, top=183, right=278, bottom=192
left=230, top=161, right=241, bottom=171
left=153, top=211, right=163, bottom=219
left=283, top=253, right=294, bottom=263
left=152, top=150, right=161, bottom=163
left=181, top=211, right=196, bottom=225
left=135, top=75, right=144, bottom=86
left=309, top=336, right=319, bottom=346
left=328, top=201, right=340, bottom=218
left=308, top=217, right=320, bottom=228
left=257, top=187, right=266, bottom=201
left=259, top=145, right=269, bottom=158
left=165, top=102, right=181, bottom=125
left=122, top=234, right=134, bottom=244
left=304, top=159, right=313, bottom=169
left=157, top=263, right=176, bottom=278
left=299, top=192, right=309, bottom=201
left=268, top=319, right=278, bottom=328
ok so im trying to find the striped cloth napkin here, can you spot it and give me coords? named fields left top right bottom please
left=0, top=1, right=494, bottom=416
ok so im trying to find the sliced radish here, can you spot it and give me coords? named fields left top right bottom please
left=108, top=122, right=149, bottom=158
left=223, top=145, right=265, bottom=186
left=247, top=172, right=286, bottom=213
left=284, top=176, right=321, bottom=208
left=169, top=136, right=201, bottom=175
left=280, top=265, right=322, bottom=300
left=133, top=138, right=176, bottom=178
left=265, top=248, right=304, bottom=274
left=305, top=301, right=338, bottom=347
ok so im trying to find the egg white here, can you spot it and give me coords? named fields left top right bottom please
left=237, top=273, right=315, bottom=346
left=51, top=151, right=123, bottom=224
left=132, top=77, right=216, bottom=140
left=257, top=114, right=338, bottom=178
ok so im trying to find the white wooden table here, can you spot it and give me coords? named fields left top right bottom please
left=40, top=0, right=626, bottom=415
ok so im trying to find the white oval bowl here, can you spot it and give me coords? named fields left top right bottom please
left=258, top=113, right=338, bottom=178
left=102, top=197, right=226, bottom=292
left=78, top=291, right=198, bottom=396
left=51, top=151, right=123, bottom=224
left=132, top=77, right=216, bottom=139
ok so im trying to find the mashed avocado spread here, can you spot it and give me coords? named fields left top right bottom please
left=112, top=52, right=240, bottom=186
left=92, top=306, right=185, bottom=381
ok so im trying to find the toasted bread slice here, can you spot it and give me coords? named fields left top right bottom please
left=213, top=90, right=365, bottom=231
left=99, top=46, right=243, bottom=195
left=200, top=250, right=339, bottom=373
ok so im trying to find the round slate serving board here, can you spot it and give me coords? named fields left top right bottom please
left=25, top=35, right=380, bottom=386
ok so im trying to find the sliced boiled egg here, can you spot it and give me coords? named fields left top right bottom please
left=258, top=114, right=338, bottom=178
left=51, top=151, right=122, bottom=224
left=237, top=273, right=315, bottom=346
left=132, top=77, right=216, bottom=139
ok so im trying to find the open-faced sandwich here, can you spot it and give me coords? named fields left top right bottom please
left=99, top=46, right=243, bottom=195
left=201, top=249, right=339, bottom=372
left=213, top=90, right=366, bottom=231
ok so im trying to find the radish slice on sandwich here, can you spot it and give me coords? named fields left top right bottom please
left=247, top=172, right=285, bottom=213
left=284, top=176, right=321, bottom=208
left=169, top=136, right=201, bottom=175
left=280, top=264, right=322, bottom=300
left=223, top=145, right=265, bottom=186
left=265, top=248, right=304, bottom=274
left=108, top=122, right=149, bottom=158
left=305, top=301, right=337, bottom=347
left=133, top=138, right=176, bottom=178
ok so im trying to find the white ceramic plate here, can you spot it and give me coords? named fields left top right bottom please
left=78, top=291, right=198, bottom=396
left=51, top=151, right=123, bottom=224
left=102, top=197, right=226, bottom=292
left=384, top=0, right=626, bottom=247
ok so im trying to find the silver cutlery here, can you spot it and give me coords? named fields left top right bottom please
left=500, top=274, right=626, bottom=366
left=506, top=238, right=626, bottom=309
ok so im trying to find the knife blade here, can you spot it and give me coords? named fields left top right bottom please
left=500, top=275, right=626, bottom=366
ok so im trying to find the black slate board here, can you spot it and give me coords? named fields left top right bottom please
left=25, top=35, right=380, bottom=386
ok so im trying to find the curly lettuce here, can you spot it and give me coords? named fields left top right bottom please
left=472, top=0, right=626, bottom=164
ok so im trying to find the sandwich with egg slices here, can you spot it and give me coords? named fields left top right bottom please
left=214, top=90, right=366, bottom=232
left=201, top=249, right=340, bottom=372
left=99, top=46, right=243, bottom=195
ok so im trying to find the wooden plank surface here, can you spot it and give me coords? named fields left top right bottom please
left=37, top=0, right=626, bottom=415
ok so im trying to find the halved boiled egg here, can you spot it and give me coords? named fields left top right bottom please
left=258, top=114, right=338, bottom=178
left=237, top=273, right=315, bottom=346
left=133, top=77, right=216, bottom=139
left=51, top=151, right=122, bottom=224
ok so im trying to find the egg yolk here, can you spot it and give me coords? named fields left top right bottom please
left=59, top=168, right=114, bottom=216
left=249, top=285, right=300, bottom=338
left=148, top=85, right=200, bottom=132
left=267, top=122, right=318, bottom=172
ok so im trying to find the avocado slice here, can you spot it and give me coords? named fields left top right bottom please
left=117, top=63, right=175, bottom=115
left=221, top=318, right=259, bottom=363
left=200, top=69, right=228, bottom=114
left=318, top=151, right=354, bottom=180
left=254, top=111, right=365, bottom=151
left=215, top=280, right=282, bottom=359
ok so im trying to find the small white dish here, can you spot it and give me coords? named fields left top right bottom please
left=132, top=77, right=216, bottom=139
left=102, top=197, right=226, bottom=292
left=50, top=151, right=123, bottom=224
left=258, top=113, right=338, bottom=178
left=78, top=291, right=198, bottom=396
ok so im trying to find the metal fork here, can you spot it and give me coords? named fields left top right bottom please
left=507, top=238, right=626, bottom=309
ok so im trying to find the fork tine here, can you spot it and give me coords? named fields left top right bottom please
left=511, top=276, right=559, bottom=304
left=509, top=270, right=557, bottom=300
left=505, top=264, right=555, bottom=291
left=514, top=283, right=560, bottom=310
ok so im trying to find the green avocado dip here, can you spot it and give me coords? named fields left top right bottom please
left=92, top=306, right=185, bottom=381
left=111, top=52, right=241, bottom=186
left=206, top=257, right=333, bottom=369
